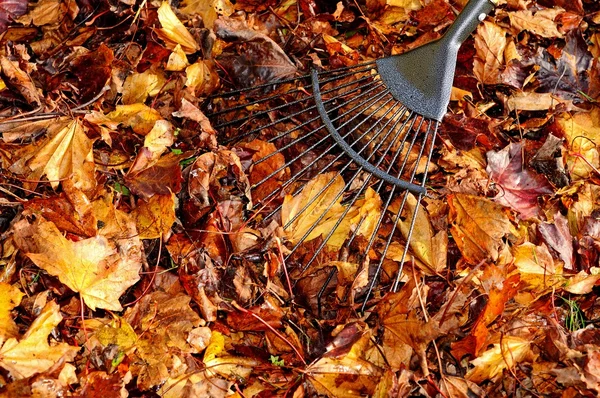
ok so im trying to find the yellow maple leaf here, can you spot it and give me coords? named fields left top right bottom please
left=157, top=2, right=199, bottom=53
left=122, top=70, right=166, bottom=105
left=0, top=283, right=24, bottom=344
left=281, top=172, right=351, bottom=247
left=12, top=218, right=142, bottom=311
left=0, top=301, right=78, bottom=379
left=24, top=119, right=95, bottom=190
left=466, top=336, right=531, bottom=382
left=558, top=112, right=600, bottom=180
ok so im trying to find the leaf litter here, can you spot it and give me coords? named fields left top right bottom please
left=0, top=0, right=600, bottom=396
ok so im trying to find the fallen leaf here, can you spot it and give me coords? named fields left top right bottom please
left=121, top=69, right=166, bottom=105
left=13, top=218, right=142, bottom=311
left=486, top=142, right=553, bottom=219
left=466, top=336, right=532, bottom=382
left=203, top=331, right=259, bottom=380
left=281, top=172, right=350, bottom=248
left=538, top=211, right=574, bottom=271
left=156, top=1, right=199, bottom=54
left=514, top=242, right=564, bottom=291
left=0, top=0, right=28, bottom=33
left=132, top=193, right=176, bottom=239
left=508, top=9, right=564, bottom=38
left=165, top=44, right=189, bottom=71
left=180, top=0, right=234, bottom=29
left=0, top=55, right=41, bottom=106
left=0, top=282, right=24, bottom=343
left=242, top=139, right=288, bottom=204
left=473, top=20, right=506, bottom=85
left=557, top=112, right=600, bottom=180
left=0, top=301, right=78, bottom=379
left=105, top=104, right=163, bottom=136
left=448, top=194, right=513, bottom=265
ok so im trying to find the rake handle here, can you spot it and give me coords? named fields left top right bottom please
left=443, top=0, right=496, bottom=46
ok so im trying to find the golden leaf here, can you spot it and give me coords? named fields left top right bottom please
left=466, top=336, right=531, bottom=382
left=166, top=44, right=189, bottom=71
left=132, top=193, right=177, bottom=239
left=143, top=120, right=174, bottom=160
left=180, top=0, right=234, bottom=29
left=105, top=104, right=163, bottom=136
left=508, top=9, right=563, bottom=38
left=557, top=112, right=600, bottom=180
left=281, top=172, right=350, bottom=247
left=157, top=2, right=199, bottom=53
left=122, top=70, right=166, bottom=105
left=513, top=242, right=564, bottom=291
left=0, top=301, right=78, bottom=379
left=203, top=331, right=259, bottom=379
left=24, top=119, right=95, bottom=190
left=12, top=218, right=142, bottom=311
left=0, top=283, right=24, bottom=343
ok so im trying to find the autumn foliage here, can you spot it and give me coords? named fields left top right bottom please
left=1, top=0, right=600, bottom=396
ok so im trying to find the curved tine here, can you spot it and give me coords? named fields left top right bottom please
left=390, top=120, right=439, bottom=292
left=281, top=93, right=397, bottom=230
left=315, top=62, right=377, bottom=84
left=317, top=266, right=338, bottom=317
left=360, top=115, right=424, bottom=312
left=294, top=104, right=410, bottom=271
left=251, top=88, right=392, bottom=210
left=221, top=79, right=383, bottom=146
left=208, top=73, right=312, bottom=99
left=253, top=80, right=386, bottom=167
left=216, top=73, right=378, bottom=131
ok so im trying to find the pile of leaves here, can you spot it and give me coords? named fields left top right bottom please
left=0, top=0, right=600, bottom=396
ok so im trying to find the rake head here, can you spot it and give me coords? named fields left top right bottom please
left=206, top=0, right=495, bottom=314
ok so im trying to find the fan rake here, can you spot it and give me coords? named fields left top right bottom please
left=206, top=0, right=495, bottom=313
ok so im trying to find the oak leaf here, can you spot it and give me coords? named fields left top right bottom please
left=12, top=218, right=142, bottom=311
left=0, top=301, right=78, bottom=379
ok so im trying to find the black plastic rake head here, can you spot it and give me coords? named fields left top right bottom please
left=206, top=0, right=495, bottom=313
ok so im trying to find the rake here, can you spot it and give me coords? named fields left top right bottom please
left=206, top=0, right=495, bottom=313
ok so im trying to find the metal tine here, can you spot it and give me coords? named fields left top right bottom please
left=284, top=99, right=406, bottom=260
left=280, top=93, right=397, bottom=231
left=220, top=79, right=383, bottom=147
left=295, top=105, right=410, bottom=272
left=209, top=60, right=377, bottom=99
left=216, top=73, right=378, bottom=131
left=359, top=119, right=438, bottom=312
left=251, top=87, right=393, bottom=213
left=251, top=79, right=386, bottom=167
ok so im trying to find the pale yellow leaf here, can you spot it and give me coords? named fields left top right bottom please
left=564, top=271, right=600, bottom=295
left=166, top=44, right=189, bottom=72
left=143, top=119, right=174, bottom=159
left=12, top=218, right=142, bottom=311
left=466, top=336, right=531, bottom=382
left=157, top=2, right=199, bottom=53
left=180, top=0, right=234, bottom=29
left=0, top=301, right=78, bottom=379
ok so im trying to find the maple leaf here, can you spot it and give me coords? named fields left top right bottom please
left=0, top=282, right=24, bottom=343
left=13, top=218, right=142, bottom=311
left=486, top=142, right=553, bottom=219
left=507, top=9, right=563, bottom=38
left=466, top=336, right=532, bottom=382
left=0, top=301, right=78, bottom=379
left=242, top=139, right=289, bottom=204
left=557, top=112, right=600, bottom=180
left=121, top=69, right=167, bottom=105
left=448, top=194, right=513, bottom=265
left=179, top=0, right=234, bottom=29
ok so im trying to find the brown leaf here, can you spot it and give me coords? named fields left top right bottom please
left=0, top=55, right=41, bottom=106
left=473, top=21, right=507, bottom=85
left=132, top=193, right=176, bottom=239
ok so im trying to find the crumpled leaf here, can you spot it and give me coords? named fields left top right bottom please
left=12, top=217, right=142, bottom=311
left=448, top=194, right=513, bottom=265
left=281, top=172, right=350, bottom=247
left=486, top=142, right=553, bottom=219
left=242, top=139, right=288, bottom=204
left=122, top=69, right=166, bottom=105
left=0, top=55, right=41, bottom=106
left=104, top=104, right=163, bottom=136
left=156, top=1, right=199, bottom=53
left=0, top=0, right=28, bottom=33
left=514, top=242, right=563, bottom=291
left=143, top=119, right=174, bottom=160
left=180, top=0, right=234, bottom=29
left=0, top=301, right=78, bottom=379
left=466, top=336, right=532, bottom=382
left=0, top=282, right=24, bottom=343
left=203, top=331, right=259, bottom=380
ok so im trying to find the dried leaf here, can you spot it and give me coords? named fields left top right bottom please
left=132, top=193, right=176, bottom=239
left=473, top=20, right=506, bottom=85
left=13, top=218, right=142, bottom=311
left=508, top=9, right=563, bottom=38
left=156, top=1, right=199, bottom=53
left=448, top=194, right=512, bottom=265
left=0, top=301, right=78, bottom=379
left=557, top=112, right=600, bottom=180
left=0, top=283, right=24, bottom=343
left=466, top=336, right=532, bottom=382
